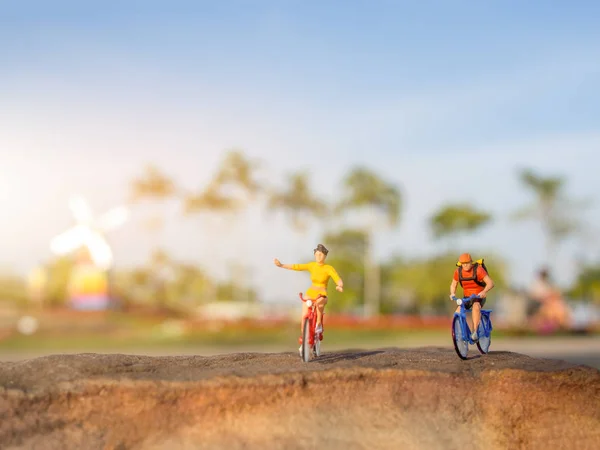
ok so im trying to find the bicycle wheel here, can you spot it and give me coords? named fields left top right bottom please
left=313, top=331, right=321, bottom=357
left=301, top=318, right=311, bottom=362
left=452, top=316, right=468, bottom=359
left=477, top=315, right=491, bottom=354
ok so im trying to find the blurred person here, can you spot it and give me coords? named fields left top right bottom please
left=528, top=268, right=571, bottom=331
left=274, top=244, right=343, bottom=354
left=528, top=268, right=553, bottom=316
left=450, top=253, right=495, bottom=342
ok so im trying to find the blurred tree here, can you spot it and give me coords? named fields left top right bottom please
left=383, top=252, right=507, bottom=313
left=111, top=256, right=215, bottom=314
left=183, top=181, right=240, bottom=215
left=267, top=171, right=327, bottom=233
left=44, top=257, right=75, bottom=307
left=213, top=149, right=262, bottom=199
left=129, top=164, right=179, bottom=260
left=182, top=149, right=263, bottom=217
left=111, top=268, right=153, bottom=310
left=166, top=262, right=213, bottom=309
left=268, top=171, right=329, bottom=282
left=183, top=149, right=262, bottom=303
left=215, top=280, right=259, bottom=303
left=569, top=264, right=600, bottom=304
left=429, top=203, right=492, bottom=250
left=184, top=149, right=262, bottom=215
left=320, top=228, right=367, bottom=313
left=336, top=167, right=402, bottom=317
left=0, top=273, right=28, bottom=306
left=130, top=164, right=178, bottom=201
left=512, top=168, right=588, bottom=266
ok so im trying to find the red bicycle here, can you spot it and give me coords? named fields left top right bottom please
left=298, top=292, right=324, bottom=362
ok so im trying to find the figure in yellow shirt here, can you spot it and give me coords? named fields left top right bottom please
left=274, top=244, right=343, bottom=352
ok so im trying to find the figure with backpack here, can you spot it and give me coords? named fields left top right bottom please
left=449, top=253, right=495, bottom=342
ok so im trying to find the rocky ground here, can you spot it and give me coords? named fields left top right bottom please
left=1, top=347, right=599, bottom=449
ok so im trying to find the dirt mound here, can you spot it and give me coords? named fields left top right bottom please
left=1, top=347, right=599, bottom=449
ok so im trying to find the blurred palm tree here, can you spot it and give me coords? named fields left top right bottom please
left=130, top=164, right=178, bottom=201
left=267, top=171, right=328, bottom=233
left=183, top=149, right=263, bottom=303
left=183, top=181, right=241, bottom=215
left=267, top=171, right=328, bottom=293
left=336, top=167, right=402, bottom=317
left=184, top=149, right=262, bottom=215
left=213, top=149, right=262, bottom=199
left=129, top=164, right=179, bottom=250
left=429, top=203, right=492, bottom=250
left=512, top=168, right=589, bottom=267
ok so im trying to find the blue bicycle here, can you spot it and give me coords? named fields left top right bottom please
left=451, top=294, right=493, bottom=359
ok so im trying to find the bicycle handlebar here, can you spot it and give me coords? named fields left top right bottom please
left=299, top=292, right=325, bottom=306
left=452, top=294, right=481, bottom=305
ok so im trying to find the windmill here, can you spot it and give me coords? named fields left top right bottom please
left=51, top=195, right=129, bottom=270
left=50, top=195, right=129, bottom=310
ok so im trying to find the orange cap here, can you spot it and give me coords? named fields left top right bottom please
left=458, top=253, right=472, bottom=263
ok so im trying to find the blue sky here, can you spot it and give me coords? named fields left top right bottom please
left=1, top=1, right=599, bottom=301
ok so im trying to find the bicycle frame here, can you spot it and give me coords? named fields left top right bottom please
left=453, top=294, right=493, bottom=345
left=299, top=292, right=321, bottom=346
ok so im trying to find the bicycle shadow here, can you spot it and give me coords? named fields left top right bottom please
left=314, top=350, right=384, bottom=364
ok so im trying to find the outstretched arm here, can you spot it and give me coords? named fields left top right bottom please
left=274, top=259, right=309, bottom=271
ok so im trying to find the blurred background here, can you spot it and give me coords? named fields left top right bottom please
left=1, top=1, right=599, bottom=367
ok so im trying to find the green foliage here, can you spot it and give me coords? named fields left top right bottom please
left=112, top=257, right=215, bottom=311
left=322, top=229, right=367, bottom=312
left=44, top=257, right=75, bottom=307
left=381, top=252, right=507, bottom=313
left=430, top=203, right=492, bottom=239
left=0, top=274, right=28, bottom=305
left=317, top=229, right=510, bottom=315
left=337, top=167, right=402, bottom=227
left=183, top=149, right=263, bottom=215
left=335, top=168, right=403, bottom=317
left=213, top=149, right=262, bottom=198
left=512, top=168, right=589, bottom=256
left=183, top=182, right=240, bottom=215
left=215, top=281, right=258, bottom=303
left=267, top=171, right=327, bottom=232
left=111, top=250, right=258, bottom=312
left=130, top=164, right=177, bottom=201
left=123, top=154, right=597, bottom=316
left=569, top=264, right=600, bottom=304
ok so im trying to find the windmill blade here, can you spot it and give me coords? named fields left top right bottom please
left=84, top=230, right=113, bottom=270
left=98, top=206, right=129, bottom=231
left=69, top=195, right=94, bottom=223
left=50, top=226, right=86, bottom=254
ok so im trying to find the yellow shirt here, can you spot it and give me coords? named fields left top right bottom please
left=292, top=262, right=341, bottom=290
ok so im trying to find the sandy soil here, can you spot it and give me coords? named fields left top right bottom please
left=1, top=347, right=599, bottom=449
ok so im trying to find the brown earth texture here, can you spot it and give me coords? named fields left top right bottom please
left=1, top=347, right=599, bottom=450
